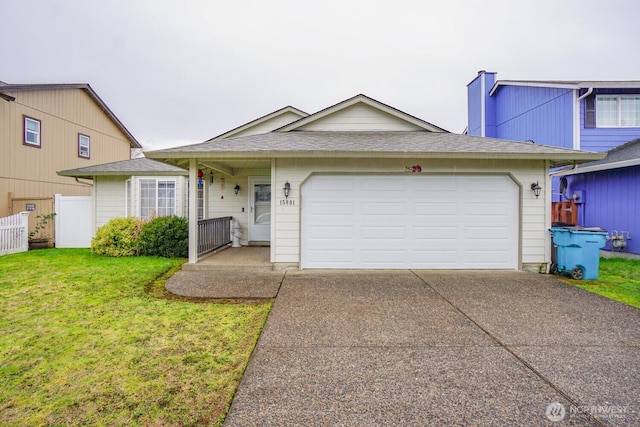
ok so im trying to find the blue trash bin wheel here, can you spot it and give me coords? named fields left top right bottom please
left=571, top=266, right=584, bottom=280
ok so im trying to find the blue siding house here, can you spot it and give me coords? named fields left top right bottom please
left=468, top=71, right=640, bottom=254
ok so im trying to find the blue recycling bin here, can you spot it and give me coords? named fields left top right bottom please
left=549, top=227, right=607, bottom=280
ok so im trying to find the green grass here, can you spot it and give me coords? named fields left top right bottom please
left=562, top=257, right=640, bottom=309
left=0, top=249, right=271, bottom=426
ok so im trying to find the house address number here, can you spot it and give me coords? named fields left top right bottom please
left=279, top=199, right=296, bottom=206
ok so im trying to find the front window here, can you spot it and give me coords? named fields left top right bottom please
left=24, top=116, right=41, bottom=147
left=78, top=134, right=90, bottom=158
left=140, top=179, right=176, bottom=219
left=596, top=95, right=640, bottom=127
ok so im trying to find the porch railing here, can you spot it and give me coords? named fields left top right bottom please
left=198, top=216, right=232, bottom=256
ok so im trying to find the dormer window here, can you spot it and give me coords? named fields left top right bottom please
left=596, top=95, right=640, bottom=127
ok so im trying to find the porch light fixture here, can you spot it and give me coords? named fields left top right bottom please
left=234, top=184, right=240, bottom=196
left=531, top=182, right=542, bottom=198
left=283, top=181, right=291, bottom=198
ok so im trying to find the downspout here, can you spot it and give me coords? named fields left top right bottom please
left=74, top=177, right=93, bottom=186
left=574, top=87, right=593, bottom=150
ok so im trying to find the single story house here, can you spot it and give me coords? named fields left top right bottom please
left=58, top=157, right=189, bottom=238
left=552, top=138, right=640, bottom=254
left=145, top=94, right=604, bottom=270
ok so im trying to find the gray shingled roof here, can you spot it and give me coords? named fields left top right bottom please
left=0, top=83, right=141, bottom=148
left=553, top=138, right=640, bottom=176
left=146, top=131, right=604, bottom=167
left=58, top=158, right=187, bottom=178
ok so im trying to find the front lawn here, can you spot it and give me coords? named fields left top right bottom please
left=562, top=257, right=640, bottom=309
left=0, top=249, right=271, bottom=426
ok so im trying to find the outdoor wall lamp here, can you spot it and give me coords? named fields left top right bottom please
left=234, top=184, right=240, bottom=196
left=531, top=181, right=542, bottom=198
left=283, top=181, right=291, bottom=198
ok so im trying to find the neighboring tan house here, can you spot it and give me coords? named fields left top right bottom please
left=58, top=157, right=189, bottom=239
left=0, top=81, right=140, bottom=240
left=467, top=71, right=640, bottom=254
left=146, top=94, right=603, bottom=271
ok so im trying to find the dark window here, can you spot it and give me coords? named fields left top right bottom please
left=584, top=95, right=596, bottom=128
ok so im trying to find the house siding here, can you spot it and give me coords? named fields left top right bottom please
left=95, top=176, right=127, bottom=228
left=0, top=88, right=132, bottom=217
left=580, top=89, right=640, bottom=152
left=467, top=75, right=484, bottom=136
left=225, top=111, right=304, bottom=138
left=493, top=86, right=574, bottom=147
left=295, top=103, right=424, bottom=131
left=272, top=158, right=548, bottom=267
left=566, top=166, right=640, bottom=254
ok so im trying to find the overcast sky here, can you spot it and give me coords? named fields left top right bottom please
left=2, top=0, right=639, bottom=151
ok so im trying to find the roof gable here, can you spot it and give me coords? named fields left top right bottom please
left=0, top=83, right=140, bottom=148
left=276, top=94, right=448, bottom=133
left=212, top=106, right=308, bottom=140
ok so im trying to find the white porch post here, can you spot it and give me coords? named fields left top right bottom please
left=188, top=158, right=198, bottom=264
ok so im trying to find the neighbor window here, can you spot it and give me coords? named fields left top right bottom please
left=140, top=179, right=176, bottom=218
left=78, top=134, right=90, bottom=158
left=596, top=95, right=640, bottom=127
left=24, top=116, right=41, bottom=147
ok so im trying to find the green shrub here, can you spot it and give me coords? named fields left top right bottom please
left=139, top=215, right=188, bottom=258
left=91, top=217, right=144, bottom=257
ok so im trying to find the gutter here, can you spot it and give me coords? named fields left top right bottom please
left=576, top=87, right=593, bottom=103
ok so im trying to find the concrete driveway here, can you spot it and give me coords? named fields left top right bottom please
left=224, top=270, right=640, bottom=426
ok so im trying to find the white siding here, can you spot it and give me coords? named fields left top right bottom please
left=95, top=176, right=127, bottom=228
left=296, top=103, right=425, bottom=131
left=228, top=112, right=304, bottom=138
left=272, top=158, right=549, bottom=268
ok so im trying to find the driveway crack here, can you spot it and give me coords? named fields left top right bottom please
left=410, top=270, right=606, bottom=427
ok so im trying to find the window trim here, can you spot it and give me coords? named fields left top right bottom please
left=78, top=133, right=90, bottom=159
left=139, top=178, right=177, bottom=219
left=596, top=95, right=640, bottom=128
left=23, top=115, right=41, bottom=148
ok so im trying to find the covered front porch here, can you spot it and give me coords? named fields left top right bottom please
left=184, top=157, right=279, bottom=266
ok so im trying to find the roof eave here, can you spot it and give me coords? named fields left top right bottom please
left=146, top=149, right=604, bottom=164
left=551, top=158, right=640, bottom=176
left=58, top=170, right=188, bottom=178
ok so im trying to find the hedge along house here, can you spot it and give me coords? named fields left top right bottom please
left=146, top=94, right=604, bottom=270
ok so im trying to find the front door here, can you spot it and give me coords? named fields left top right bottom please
left=249, top=177, right=271, bottom=242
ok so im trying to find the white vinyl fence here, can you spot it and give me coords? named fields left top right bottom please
left=0, top=212, right=29, bottom=256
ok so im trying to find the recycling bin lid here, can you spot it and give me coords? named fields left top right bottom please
left=562, top=226, right=607, bottom=232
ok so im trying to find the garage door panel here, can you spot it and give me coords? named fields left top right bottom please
left=361, top=202, right=408, bottom=215
left=362, top=226, right=406, bottom=239
left=464, top=226, right=510, bottom=239
left=302, top=175, right=518, bottom=269
left=413, top=201, right=458, bottom=214
left=308, top=226, right=355, bottom=239
left=413, top=226, right=458, bottom=239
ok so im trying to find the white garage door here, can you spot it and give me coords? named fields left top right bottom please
left=301, top=175, right=519, bottom=269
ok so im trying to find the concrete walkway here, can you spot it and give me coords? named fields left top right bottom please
left=223, top=270, right=640, bottom=426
